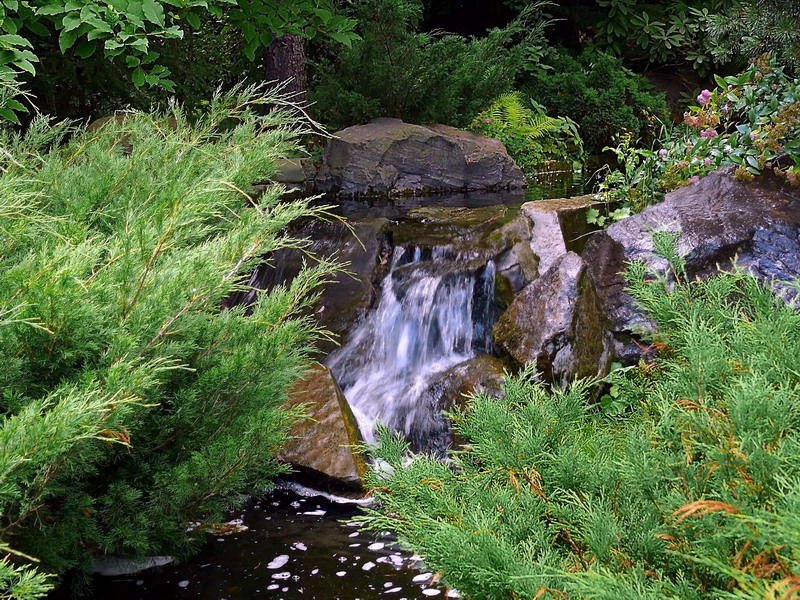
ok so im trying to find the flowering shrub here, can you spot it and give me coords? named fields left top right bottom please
left=468, top=92, right=584, bottom=174
left=592, top=54, right=800, bottom=226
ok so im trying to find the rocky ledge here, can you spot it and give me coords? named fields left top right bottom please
left=314, top=118, right=527, bottom=196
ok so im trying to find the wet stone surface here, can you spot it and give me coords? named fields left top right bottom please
left=57, top=486, right=450, bottom=600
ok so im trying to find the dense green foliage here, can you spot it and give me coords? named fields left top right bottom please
left=703, top=0, right=800, bottom=74
left=525, top=49, right=667, bottom=153
left=362, top=236, right=800, bottom=599
left=309, top=0, right=550, bottom=129
left=591, top=0, right=735, bottom=74
left=0, top=0, right=357, bottom=122
left=590, top=54, right=800, bottom=226
left=0, top=88, right=336, bottom=597
left=466, top=92, right=583, bottom=173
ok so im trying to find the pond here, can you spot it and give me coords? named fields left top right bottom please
left=51, top=484, right=454, bottom=600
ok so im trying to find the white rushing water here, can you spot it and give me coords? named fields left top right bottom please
left=327, top=245, right=495, bottom=454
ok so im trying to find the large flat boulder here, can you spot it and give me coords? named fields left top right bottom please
left=281, top=364, right=367, bottom=489
left=315, top=118, right=527, bottom=196
left=582, top=167, right=800, bottom=362
left=493, top=252, right=613, bottom=384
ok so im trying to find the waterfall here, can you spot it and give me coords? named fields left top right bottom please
left=327, top=245, right=496, bottom=454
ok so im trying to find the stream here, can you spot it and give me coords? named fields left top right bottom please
left=52, top=170, right=588, bottom=600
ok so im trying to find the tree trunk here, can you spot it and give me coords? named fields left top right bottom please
left=264, top=34, right=308, bottom=106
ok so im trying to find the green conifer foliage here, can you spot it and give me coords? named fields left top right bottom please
left=0, top=87, right=338, bottom=597
left=362, top=237, right=800, bottom=599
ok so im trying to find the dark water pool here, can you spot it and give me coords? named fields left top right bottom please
left=54, top=485, right=451, bottom=600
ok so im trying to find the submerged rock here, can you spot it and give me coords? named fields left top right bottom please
left=272, top=157, right=317, bottom=184
left=315, top=118, right=527, bottom=196
left=281, top=364, right=367, bottom=489
left=583, top=167, right=800, bottom=362
left=392, top=204, right=514, bottom=252
left=397, top=356, right=507, bottom=455
left=91, top=556, right=174, bottom=576
left=429, top=355, right=507, bottom=409
left=493, top=252, right=612, bottom=384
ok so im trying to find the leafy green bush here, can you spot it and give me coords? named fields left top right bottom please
left=0, top=87, right=337, bottom=597
left=309, top=0, right=551, bottom=129
left=525, top=49, right=667, bottom=153
left=0, top=1, right=358, bottom=123
left=704, top=0, right=800, bottom=74
left=591, top=53, right=800, bottom=226
left=466, top=92, right=583, bottom=173
left=592, top=0, right=729, bottom=75
left=361, top=236, right=800, bottom=599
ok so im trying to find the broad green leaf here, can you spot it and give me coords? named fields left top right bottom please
left=74, top=39, right=96, bottom=58
left=37, top=5, right=67, bottom=15
left=61, top=13, right=82, bottom=32
left=58, top=27, right=77, bottom=52
left=185, top=11, right=200, bottom=29
left=0, top=106, right=21, bottom=124
left=4, top=98, right=26, bottom=111
left=0, top=34, right=32, bottom=47
left=142, top=0, right=164, bottom=26
left=132, top=66, right=145, bottom=87
left=328, top=31, right=354, bottom=46
left=12, top=57, right=35, bottom=74
left=24, top=20, right=50, bottom=36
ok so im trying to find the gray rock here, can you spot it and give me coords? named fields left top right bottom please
left=493, top=252, right=613, bottom=384
left=407, top=356, right=508, bottom=455
left=315, top=118, right=527, bottom=196
left=227, top=218, right=393, bottom=355
left=496, top=242, right=540, bottom=299
left=272, top=157, right=317, bottom=184
left=91, top=556, right=174, bottom=576
left=281, top=364, right=367, bottom=487
left=582, top=167, right=800, bottom=362
left=521, top=195, right=604, bottom=273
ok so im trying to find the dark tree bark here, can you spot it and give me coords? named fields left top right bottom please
left=264, top=33, right=308, bottom=106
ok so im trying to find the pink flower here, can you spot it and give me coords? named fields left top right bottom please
left=690, top=175, right=700, bottom=184
left=700, top=128, right=718, bottom=138
left=749, top=131, right=759, bottom=141
left=787, top=171, right=798, bottom=184
left=697, top=89, right=712, bottom=106
left=485, top=118, right=492, bottom=124
left=704, top=157, right=712, bottom=166
left=722, top=104, right=730, bottom=115
left=658, top=149, right=668, bottom=159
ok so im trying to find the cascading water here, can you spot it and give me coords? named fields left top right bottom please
left=327, top=245, right=497, bottom=455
